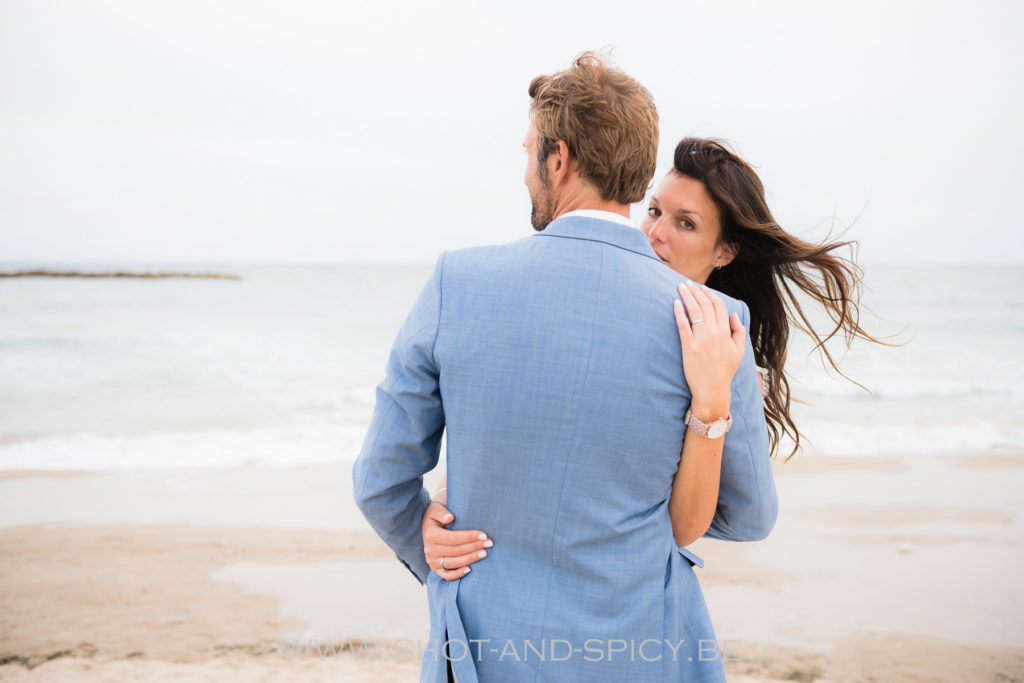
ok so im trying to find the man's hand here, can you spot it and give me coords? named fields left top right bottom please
left=421, top=502, right=492, bottom=581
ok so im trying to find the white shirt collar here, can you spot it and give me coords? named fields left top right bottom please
left=557, top=209, right=635, bottom=228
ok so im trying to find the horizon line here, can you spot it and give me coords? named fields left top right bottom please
left=1, top=258, right=1023, bottom=269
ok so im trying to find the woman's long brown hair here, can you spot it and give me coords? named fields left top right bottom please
left=674, top=137, right=888, bottom=462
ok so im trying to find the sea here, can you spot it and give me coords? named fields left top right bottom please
left=1, top=262, right=1021, bottom=470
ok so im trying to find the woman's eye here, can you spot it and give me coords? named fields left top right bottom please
left=680, top=219, right=695, bottom=230
left=647, top=206, right=660, bottom=217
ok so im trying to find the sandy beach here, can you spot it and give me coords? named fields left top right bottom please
left=2, top=454, right=1023, bottom=682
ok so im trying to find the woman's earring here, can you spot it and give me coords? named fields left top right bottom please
left=714, top=259, right=721, bottom=270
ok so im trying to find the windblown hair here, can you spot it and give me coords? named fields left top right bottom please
left=528, top=50, right=658, bottom=205
left=674, top=137, right=889, bottom=462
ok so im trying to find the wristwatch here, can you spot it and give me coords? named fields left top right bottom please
left=685, top=409, right=733, bottom=439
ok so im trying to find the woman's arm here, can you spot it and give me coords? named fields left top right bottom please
left=432, top=475, right=447, bottom=506
left=669, top=402, right=728, bottom=546
left=668, top=283, right=746, bottom=547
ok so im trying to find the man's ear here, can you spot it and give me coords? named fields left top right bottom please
left=548, top=140, right=574, bottom=185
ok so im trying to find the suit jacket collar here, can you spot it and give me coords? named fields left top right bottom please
left=535, top=214, right=663, bottom=264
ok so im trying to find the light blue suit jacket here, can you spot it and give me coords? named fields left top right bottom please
left=353, top=215, right=778, bottom=682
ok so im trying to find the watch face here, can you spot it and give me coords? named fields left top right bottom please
left=707, top=421, right=728, bottom=439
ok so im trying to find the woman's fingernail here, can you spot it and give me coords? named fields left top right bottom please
left=678, top=282, right=687, bottom=289
left=674, top=299, right=682, bottom=308
left=477, top=550, right=487, bottom=558
left=463, top=567, right=471, bottom=574
left=443, top=514, right=454, bottom=522
left=478, top=533, right=487, bottom=540
left=483, top=540, right=494, bottom=548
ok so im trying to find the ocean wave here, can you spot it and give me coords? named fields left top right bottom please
left=0, top=420, right=371, bottom=470
left=789, top=375, right=1024, bottom=400
left=790, top=416, right=1024, bottom=456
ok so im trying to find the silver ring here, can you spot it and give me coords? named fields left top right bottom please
left=439, top=556, right=447, bottom=571
left=691, top=318, right=705, bottom=324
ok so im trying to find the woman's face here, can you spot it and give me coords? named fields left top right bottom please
left=640, top=171, right=736, bottom=284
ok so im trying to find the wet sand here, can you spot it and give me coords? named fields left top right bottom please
left=1, top=454, right=1022, bottom=681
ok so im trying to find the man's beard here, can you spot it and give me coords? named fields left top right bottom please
left=529, top=167, right=554, bottom=231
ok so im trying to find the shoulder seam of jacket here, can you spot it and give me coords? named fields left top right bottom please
left=535, top=231, right=663, bottom=264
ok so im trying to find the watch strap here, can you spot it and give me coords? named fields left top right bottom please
left=685, top=409, right=732, bottom=438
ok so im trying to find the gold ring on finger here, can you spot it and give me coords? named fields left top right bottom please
left=440, top=556, right=447, bottom=571
left=691, top=318, right=705, bottom=324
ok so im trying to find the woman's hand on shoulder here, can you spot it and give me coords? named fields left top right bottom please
left=673, top=283, right=747, bottom=417
left=421, top=501, right=492, bottom=581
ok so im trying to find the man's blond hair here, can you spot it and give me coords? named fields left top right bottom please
left=528, top=51, right=658, bottom=205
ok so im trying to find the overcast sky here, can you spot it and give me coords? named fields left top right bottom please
left=1, top=0, right=1022, bottom=265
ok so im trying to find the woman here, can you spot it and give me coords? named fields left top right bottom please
left=422, top=136, right=883, bottom=579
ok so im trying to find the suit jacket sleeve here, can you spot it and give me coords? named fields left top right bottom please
left=351, top=253, right=447, bottom=585
left=703, top=298, right=780, bottom=542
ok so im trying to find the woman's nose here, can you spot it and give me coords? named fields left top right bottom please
left=645, top=219, right=662, bottom=241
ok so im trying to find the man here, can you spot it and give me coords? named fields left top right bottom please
left=352, top=52, right=777, bottom=682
